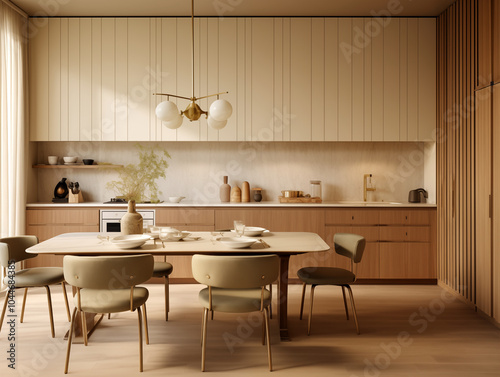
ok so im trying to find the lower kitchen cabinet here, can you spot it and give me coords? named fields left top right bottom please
left=25, top=206, right=436, bottom=282
left=25, top=208, right=99, bottom=268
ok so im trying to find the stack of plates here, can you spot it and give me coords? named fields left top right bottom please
left=219, top=236, right=257, bottom=249
left=230, top=226, right=267, bottom=237
left=110, top=234, right=151, bottom=249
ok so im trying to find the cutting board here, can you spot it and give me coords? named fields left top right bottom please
left=278, top=196, right=322, bottom=203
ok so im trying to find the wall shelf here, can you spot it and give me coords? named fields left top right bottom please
left=33, top=164, right=123, bottom=169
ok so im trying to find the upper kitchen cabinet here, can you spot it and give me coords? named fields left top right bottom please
left=29, top=17, right=436, bottom=142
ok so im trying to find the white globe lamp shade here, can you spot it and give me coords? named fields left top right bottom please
left=207, top=116, right=227, bottom=130
left=209, top=99, right=232, bottom=121
left=163, top=114, right=183, bottom=129
left=155, top=100, right=179, bottom=122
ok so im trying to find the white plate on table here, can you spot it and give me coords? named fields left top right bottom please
left=230, top=227, right=267, bottom=237
left=110, top=234, right=152, bottom=249
left=219, top=236, right=256, bottom=249
left=161, top=231, right=191, bottom=242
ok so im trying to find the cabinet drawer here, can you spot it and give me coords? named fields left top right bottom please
left=26, top=209, right=99, bottom=225
left=325, top=209, right=379, bottom=225
left=326, top=226, right=379, bottom=243
left=155, top=209, right=214, bottom=225
left=379, top=209, right=430, bottom=225
left=379, top=226, right=430, bottom=242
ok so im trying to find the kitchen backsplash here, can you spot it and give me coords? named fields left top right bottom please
left=31, top=141, right=436, bottom=204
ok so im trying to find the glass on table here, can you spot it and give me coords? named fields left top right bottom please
left=233, top=220, right=245, bottom=237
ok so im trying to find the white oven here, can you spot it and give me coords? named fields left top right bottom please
left=99, top=209, right=155, bottom=233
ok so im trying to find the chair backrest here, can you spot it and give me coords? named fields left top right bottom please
left=334, top=233, right=366, bottom=264
left=0, top=236, right=38, bottom=267
left=192, top=254, right=279, bottom=289
left=63, top=254, right=154, bottom=289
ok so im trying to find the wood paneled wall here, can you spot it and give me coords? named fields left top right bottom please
left=437, top=0, right=477, bottom=304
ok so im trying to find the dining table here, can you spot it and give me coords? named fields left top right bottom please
left=27, top=231, right=330, bottom=341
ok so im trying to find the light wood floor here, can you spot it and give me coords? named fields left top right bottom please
left=1, top=284, right=499, bottom=376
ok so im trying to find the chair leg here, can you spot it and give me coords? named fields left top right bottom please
left=143, top=304, right=149, bottom=345
left=341, top=285, right=350, bottom=320
left=345, top=285, right=360, bottom=335
left=20, top=287, right=28, bottom=323
left=264, top=307, right=272, bottom=371
left=307, top=285, right=316, bottom=336
left=0, top=288, right=12, bottom=332
left=164, top=276, right=170, bottom=321
left=201, top=308, right=209, bottom=372
left=44, top=286, right=56, bottom=338
left=269, top=283, right=273, bottom=319
left=64, top=307, right=78, bottom=374
left=82, top=311, right=88, bottom=346
left=137, top=306, right=144, bottom=372
left=61, top=282, right=71, bottom=322
left=262, top=310, right=266, bottom=345
left=299, top=282, right=307, bottom=320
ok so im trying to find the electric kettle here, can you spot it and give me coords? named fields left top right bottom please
left=408, top=188, right=428, bottom=203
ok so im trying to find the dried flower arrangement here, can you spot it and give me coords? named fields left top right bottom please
left=106, top=145, right=171, bottom=203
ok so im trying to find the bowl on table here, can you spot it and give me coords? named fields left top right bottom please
left=82, top=159, right=94, bottom=165
left=110, top=234, right=152, bottom=249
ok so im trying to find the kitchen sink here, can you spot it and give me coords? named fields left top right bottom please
left=336, top=201, right=403, bottom=206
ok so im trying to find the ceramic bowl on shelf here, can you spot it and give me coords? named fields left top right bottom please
left=168, top=196, right=185, bottom=203
left=63, top=156, right=78, bottom=163
left=48, top=156, right=58, bottom=165
left=82, top=159, right=94, bottom=165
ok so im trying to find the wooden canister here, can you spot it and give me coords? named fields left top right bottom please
left=241, top=181, right=250, bottom=202
left=230, top=186, right=242, bottom=202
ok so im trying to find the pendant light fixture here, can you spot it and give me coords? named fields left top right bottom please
left=154, top=0, right=232, bottom=130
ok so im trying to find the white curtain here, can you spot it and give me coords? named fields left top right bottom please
left=0, top=1, right=28, bottom=289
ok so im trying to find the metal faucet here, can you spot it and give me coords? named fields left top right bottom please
left=363, top=174, right=376, bottom=201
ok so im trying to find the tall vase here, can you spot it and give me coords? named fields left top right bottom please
left=121, top=200, right=143, bottom=235
left=220, top=176, right=231, bottom=202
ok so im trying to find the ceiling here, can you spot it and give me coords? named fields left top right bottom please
left=11, top=0, right=456, bottom=17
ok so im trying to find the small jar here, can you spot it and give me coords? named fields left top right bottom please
left=252, top=188, right=262, bottom=202
left=310, top=180, right=322, bottom=199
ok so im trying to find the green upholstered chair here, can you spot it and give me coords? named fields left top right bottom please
left=192, top=254, right=279, bottom=372
left=0, top=236, right=70, bottom=338
left=152, top=259, right=173, bottom=320
left=297, top=233, right=366, bottom=335
left=63, top=254, right=154, bottom=373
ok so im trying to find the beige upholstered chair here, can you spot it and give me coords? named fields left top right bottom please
left=63, top=254, right=154, bottom=373
left=192, top=254, right=279, bottom=372
left=297, top=233, right=366, bottom=335
left=0, top=236, right=70, bottom=338
left=152, top=259, right=173, bottom=320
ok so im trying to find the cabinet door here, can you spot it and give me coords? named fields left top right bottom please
left=379, top=209, right=430, bottom=225
left=379, top=242, right=407, bottom=278
left=407, top=243, right=435, bottom=278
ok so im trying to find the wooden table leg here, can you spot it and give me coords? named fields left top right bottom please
left=277, top=255, right=291, bottom=341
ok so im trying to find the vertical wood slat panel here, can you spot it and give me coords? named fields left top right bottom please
left=245, top=18, right=252, bottom=141
left=312, top=18, right=325, bottom=141
left=115, top=19, right=128, bottom=141
left=218, top=18, right=238, bottom=142
left=337, top=18, right=352, bottom=141
left=493, top=84, right=500, bottom=321
left=363, top=19, right=372, bottom=141
left=101, top=18, right=115, bottom=141
left=351, top=18, right=364, bottom=141
left=383, top=19, right=399, bottom=141
left=273, top=18, right=284, bottom=141
left=399, top=19, right=408, bottom=141
left=371, top=19, right=384, bottom=141
left=494, top=0, right=500, bottom=83
left=324, top=18, right=338, bottom=141
left=160, top=18, right=177, bottom=141
left=198, top=18, right=208, bottom=141
left=251, top=18, right=274, bottom=141
left=48, top=19, right=61, bottom=141
left=407, top=19, right=419, bottom=141
left=91, top=18, right=102, bottom=141
left=476, top=0, right=492, bottom=89
left=29, top=20, right=49, bottom=141
left=282, top=18, right=291, bottom=141
left=79, top=19, right=92, bottom=141
left=290, top=18, right=312, bottom=141
left=236, top=19, right=246, bottom=142
left=60, top=19, right=69, bottom=141
left=68, top=19, right=80, bottom=141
